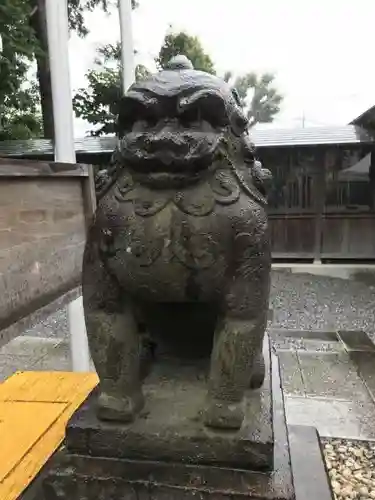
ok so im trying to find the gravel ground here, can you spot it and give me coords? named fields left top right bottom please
left=323, top=438, right=375, bottom=499
left=21, top=269, right=375, bottom=341
left=270, top=270, right=375, bottom=339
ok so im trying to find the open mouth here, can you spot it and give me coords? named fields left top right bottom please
left=129, top=151, right=215, bottom=173
left=120, top=132, right=222, bottom=174
left=128, top=163, right=216, bottom=189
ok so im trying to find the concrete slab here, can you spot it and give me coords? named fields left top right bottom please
left=0, top=336, right=62, bottom=358
left=288, top=425, right=333, bottom=500
left=273, top=337, right=342, bottom=352
left=270, top=329, right=343, bottom=352
left=0, top=287, right=79, bottom=348
left=274, top=331, right=375, bottom=440
left=297, top=351, right=368, bottom=401
left=272, top=329, right=339, bottom=342
left=0, top=354, right=34, bottom=381
left=290, top=266, right=353, bottom=280
left=349, top=351, right=375, bottom=402
left=0, top=337, right=95, bottom=379
left=30, top=341, right=96, bottom=373
left=285, top=396, right=375, bottom=440
left=338, top=329, right=375, bottom=352
left=277, top=350, right=305, bottom=396
left=31, top=353, right=72, bottom=372
left=275, top=263, right=375, bottom=281
left=297, top=339, right=343, bottom=352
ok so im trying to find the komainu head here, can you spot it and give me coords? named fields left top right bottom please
left=117, top=56, right=250, bottom=188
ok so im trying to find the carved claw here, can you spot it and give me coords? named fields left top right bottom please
left=97, top=390, right=145, bottom=423
left=202, top=397, right=245, bottom=431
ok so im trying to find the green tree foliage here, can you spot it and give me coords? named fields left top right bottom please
left=225, top=71, right=283, bottom=127
left=0, top=0, right=43, bottom=140
left=0, top=0, right=121, bottom=140
left=73, top=31, right=216, bottom=135
left=74, top=30, right=283, bottom=136
left=156, top=31, right=215, bottom=74
left=73, top=43, right=150, bottom=135
left=27, top=0, right=125, bottom=139
left=0, top=82, right=43, bottom=141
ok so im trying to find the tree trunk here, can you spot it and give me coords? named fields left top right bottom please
left=30, top=0, right=55, bottom=140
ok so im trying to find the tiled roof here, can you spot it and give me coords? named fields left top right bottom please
left=0, top=125, right=373, bottom=158
left=251, top=125, right=375, bottom=147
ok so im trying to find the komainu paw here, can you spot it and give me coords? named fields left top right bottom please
left=97, top=390, right=145, bottom=423
left=202, top=397, right=245, bottom=431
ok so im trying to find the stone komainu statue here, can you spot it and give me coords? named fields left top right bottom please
left=83, top=56, right=272, bottom=431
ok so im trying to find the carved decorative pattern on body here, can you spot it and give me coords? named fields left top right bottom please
left=83, top=55, right=272, bottom=432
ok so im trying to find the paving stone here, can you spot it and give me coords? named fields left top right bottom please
left=277, top=350, right=305, bottom=396
left=267, top=308, right=274, bottom=321
left=285, top=396, right=375, bottom=440
left=338, top=329, right=375, bottom=352
left=30, top=341, right=96, bottom=373
left=49, top=340, right=70, bottom=358
left=0, top=336, right=62, bottom=359
left=31, top=340, right=71, bottom=371
left=298, top=339, right=343, bottom=352
left=271, top=330, right=342, bottom=352
left=0, top=354, right=34, bottom=381
left=31, top=353, right=72, bottom=372
left=349, top=351, right=375, bottom=402
left=271, top=329, right=338, bottom=342
left=297, top=351, right=368, bottom=401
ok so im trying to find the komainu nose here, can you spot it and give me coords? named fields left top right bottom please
left=146, top=130, right=186, bottom=153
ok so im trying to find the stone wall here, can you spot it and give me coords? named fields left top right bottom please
left=0, top=159, right=95, bottom=333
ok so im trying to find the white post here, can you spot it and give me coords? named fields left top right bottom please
left=118, top=0, right=136, bottom=93
left=45, top=0, right=91, bottom=372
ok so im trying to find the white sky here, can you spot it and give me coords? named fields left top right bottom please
left=69, top=0, right=375, bottom=137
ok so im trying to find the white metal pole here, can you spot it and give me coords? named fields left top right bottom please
left=118, top=0, right=136, bottom=93
left=45, top=0, right=91, bottom=372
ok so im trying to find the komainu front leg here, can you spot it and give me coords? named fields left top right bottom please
left=82, top=229, right=144, bottom=423
left=203, top=229, right=270, bottom=431
left=203, top=314, right=267, bottom=430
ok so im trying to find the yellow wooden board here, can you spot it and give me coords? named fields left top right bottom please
left=0, top=402, right=66, bottom=482
left=0, top=370, right=99, bottom=500
left=0, top=371, right=98, bottom=403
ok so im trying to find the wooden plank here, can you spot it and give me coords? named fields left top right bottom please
left=321, top=215, right=375, bottom=258
left=269, top=216, right=316, bottom=256
left=0, top=371, right=98, bottom=402
left=0, top=371, right=99, bottom=500
left=0, top=158, right=89, bottom=177
left=0, top=402, right=66, bottom=482
left=313, top=157, right=325, bottom=261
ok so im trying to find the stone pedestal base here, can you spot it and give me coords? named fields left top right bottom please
left=65, top=335, right=274, bottom=472
left=30, top=338, right=332, bottom=499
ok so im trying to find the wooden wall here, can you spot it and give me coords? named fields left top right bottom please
left=258, top=145, right=375, bottom=260
left=34, top=145, right=375, bottom=262
left=0, top=158, right=96, bottom=332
